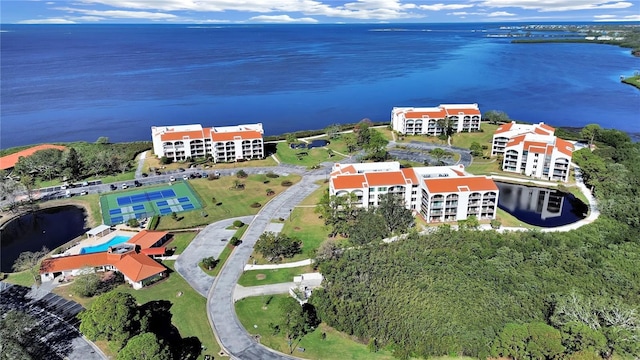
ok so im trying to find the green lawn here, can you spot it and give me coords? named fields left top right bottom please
left=275, top=142, right=347, bottom=167
left=450, top=124, right=498, bottom=150
left=166, top=231, right=198, bottom=254
left=156, top=174, right=300, bottom=230
left=235, top=294, right=397, bottom=360
left=496, top=208, right=539, bottom=229
left=118, top=261, right=220, bottom=360
left=237, top=265, right=314, bottom=287
left=465, top=158, right=501, bottom=175
left=3, top=270, right=36, bottom=287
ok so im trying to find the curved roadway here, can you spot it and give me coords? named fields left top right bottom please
left=207, top=173, right=325, bottom=359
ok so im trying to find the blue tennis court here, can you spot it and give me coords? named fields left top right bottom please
left=100, top=183, right=202, bottom=225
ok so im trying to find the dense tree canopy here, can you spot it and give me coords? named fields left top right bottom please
left=117, top=332, right=172, bottom=360
left=311, top=126, right=640, bottom=359
left=255, top=232, right=302, bottom=262
left=78, top=291, right=141, bottom=350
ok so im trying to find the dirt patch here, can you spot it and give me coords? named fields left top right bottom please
left=294, top=227, right=301, bottom=231
left=256, top=274, right=266, bottom=280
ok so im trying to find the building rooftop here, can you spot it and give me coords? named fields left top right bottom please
left=0, top=144, right=67, bottom=170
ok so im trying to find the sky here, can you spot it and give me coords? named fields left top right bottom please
left=2, top=0, right=640, bottom=24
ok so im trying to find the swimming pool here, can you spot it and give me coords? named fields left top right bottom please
left=80, top=235, right=132, bottom=254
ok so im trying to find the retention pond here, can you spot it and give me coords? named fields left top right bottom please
left=496, top=181, right=588, bottom=228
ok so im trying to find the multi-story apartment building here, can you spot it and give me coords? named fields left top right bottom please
left=491, top=122, right=573, bottom=182
left=329, top=162, right=499, bottom=223
left=491, top=121, right=554, bottom=156
left=151, top=123, right=264, bottom=162
left=391, top=104, right=482, bottom=136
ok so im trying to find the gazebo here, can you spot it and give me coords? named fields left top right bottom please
left=86, top=224, right=112, bottom=238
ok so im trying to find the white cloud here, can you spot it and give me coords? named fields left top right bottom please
left=487, top=11, right=515, bottom=16
left=248, top=14, right=318, bottom=23
left=594, top=14, right=640, bottom=21
left=56, top=7, right=177, bottom=19
left=18, top=18, right=77, bottom=24
left=419, top=3, right=474, bottom=11
left=477, top=0, right=634, bottom=12
left=77, top=0, right=423, bottom=20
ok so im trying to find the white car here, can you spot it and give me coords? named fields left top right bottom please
left=80, top=190, right=88, bottom=196
left=121, top=183, right=128, bottom=189
left=182, top=174, right=188, bottom=180
left=169, top=176, right=176, bottom=182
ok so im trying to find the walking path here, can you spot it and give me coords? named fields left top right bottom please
left=134, top=150, right=147, bottom=178
left=243, top=259, right=312, bottom=271
left=207, top=173, right=325, bottom=360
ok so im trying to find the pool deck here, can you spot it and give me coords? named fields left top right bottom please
left=63, top=229, right=140, bottom=256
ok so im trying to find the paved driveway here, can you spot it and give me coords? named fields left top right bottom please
left=208, top=174, right=325, bottom=360
left=174, top=215, right=254, bottom=297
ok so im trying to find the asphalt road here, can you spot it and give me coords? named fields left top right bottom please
left=207, top=173, right=325, bottom=360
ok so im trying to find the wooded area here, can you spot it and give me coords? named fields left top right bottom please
left=311, top=127, right=640, bottom=359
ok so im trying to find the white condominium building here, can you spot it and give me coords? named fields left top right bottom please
left=491, top=121, right=554, bottom=156
left=391, top=104, right=482, bottom=136
left=491, top=122, right=573, bottom=182
left=329, top=162, right=499, bottom=223
left=151, top=123, right=264, bottom=162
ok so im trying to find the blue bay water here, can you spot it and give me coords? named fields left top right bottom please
left=1, top=23, right=639, bottom=148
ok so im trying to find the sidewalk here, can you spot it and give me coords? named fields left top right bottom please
left=244, top=259, right=312, bottom=271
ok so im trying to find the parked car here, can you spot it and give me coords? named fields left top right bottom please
left=134, top=180, right=142, bottom=187
left=121, top=183, right=128, bottom=189
left=110, top=184, right=117, bottom=191
left=82, top=181, right=89, bottom=187
left=169, top=176, right=176, bottom=182
left=182, top=174, right=188, bottom=180
left=178, top=168, right=185, bottom=172
left=80, top=190, right=88, bottom=196
left=141, top=173, right=148, bottom=177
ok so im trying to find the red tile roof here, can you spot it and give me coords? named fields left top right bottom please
left=331, top=164, right=356, bottom=176
left=555, top=138, right=574, bottom=157
left=40, top=253, right=110, bottom=274
left=494, top=122, right=515, bottom=134
left=424, top=176, right=498, bottom=194
left=116, top=253, right=166, bottom=282
left=401, top=168, right=418, bottom=185
left=523, top=141, right=550, bottom=154
left=539, top=123, right=555, bottom=133
left=331, top=174, right=366, bottom=190
left=211, top=130, right=262, bottom=142
left=0, top=144, right=67, bottom=170
left=365, top=171, right=406, bottom=187
left=405, top=109, right=447, bottom=118
left=160, top=129, right=206, bottom=142
left=140, top=247, right=167, bottom=256
left=126, top=230, right=168, bottom=249
left=40, top=251, right=166, bottom=284
left=443, top=107, right=481, bottom=116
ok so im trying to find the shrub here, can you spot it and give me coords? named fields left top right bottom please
left=266, top=172, right=280, bottom=178
left=126, top=218, right=139, bottom=228
left=229, top=237, right=242, bottom=246
left=201, top=257, right=219, bottom=270
left=233, top=220, right=244, bottom=228
left=490, top=219, right=502, bottom=229
left=250, top=202, right=262, bottom=208
left=281, top=180, right=293, bottom=187
left=208, top=173, right=220, bottom=180
left=236, top=169, right=248, bottom=178
left=160, top=156, right=172, bottom=165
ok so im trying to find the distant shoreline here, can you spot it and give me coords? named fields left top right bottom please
left=511, top=38, right=640, bottom=57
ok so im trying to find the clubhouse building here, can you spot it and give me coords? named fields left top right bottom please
left=391, top=104, right=482, bottom=136
left=491, top=122, right=573, bottom=182
left=329, top=162, right=499, bottom=223
left=151, top=123, right=264, bottom=162
left=40, top=230, right=169, bottom=290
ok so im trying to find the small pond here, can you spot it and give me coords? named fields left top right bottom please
left=0, top=206, right=87, bottom=273
left=290, top=139, right=330, bottom=149
left=496, top=182, right=588, bottom=227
